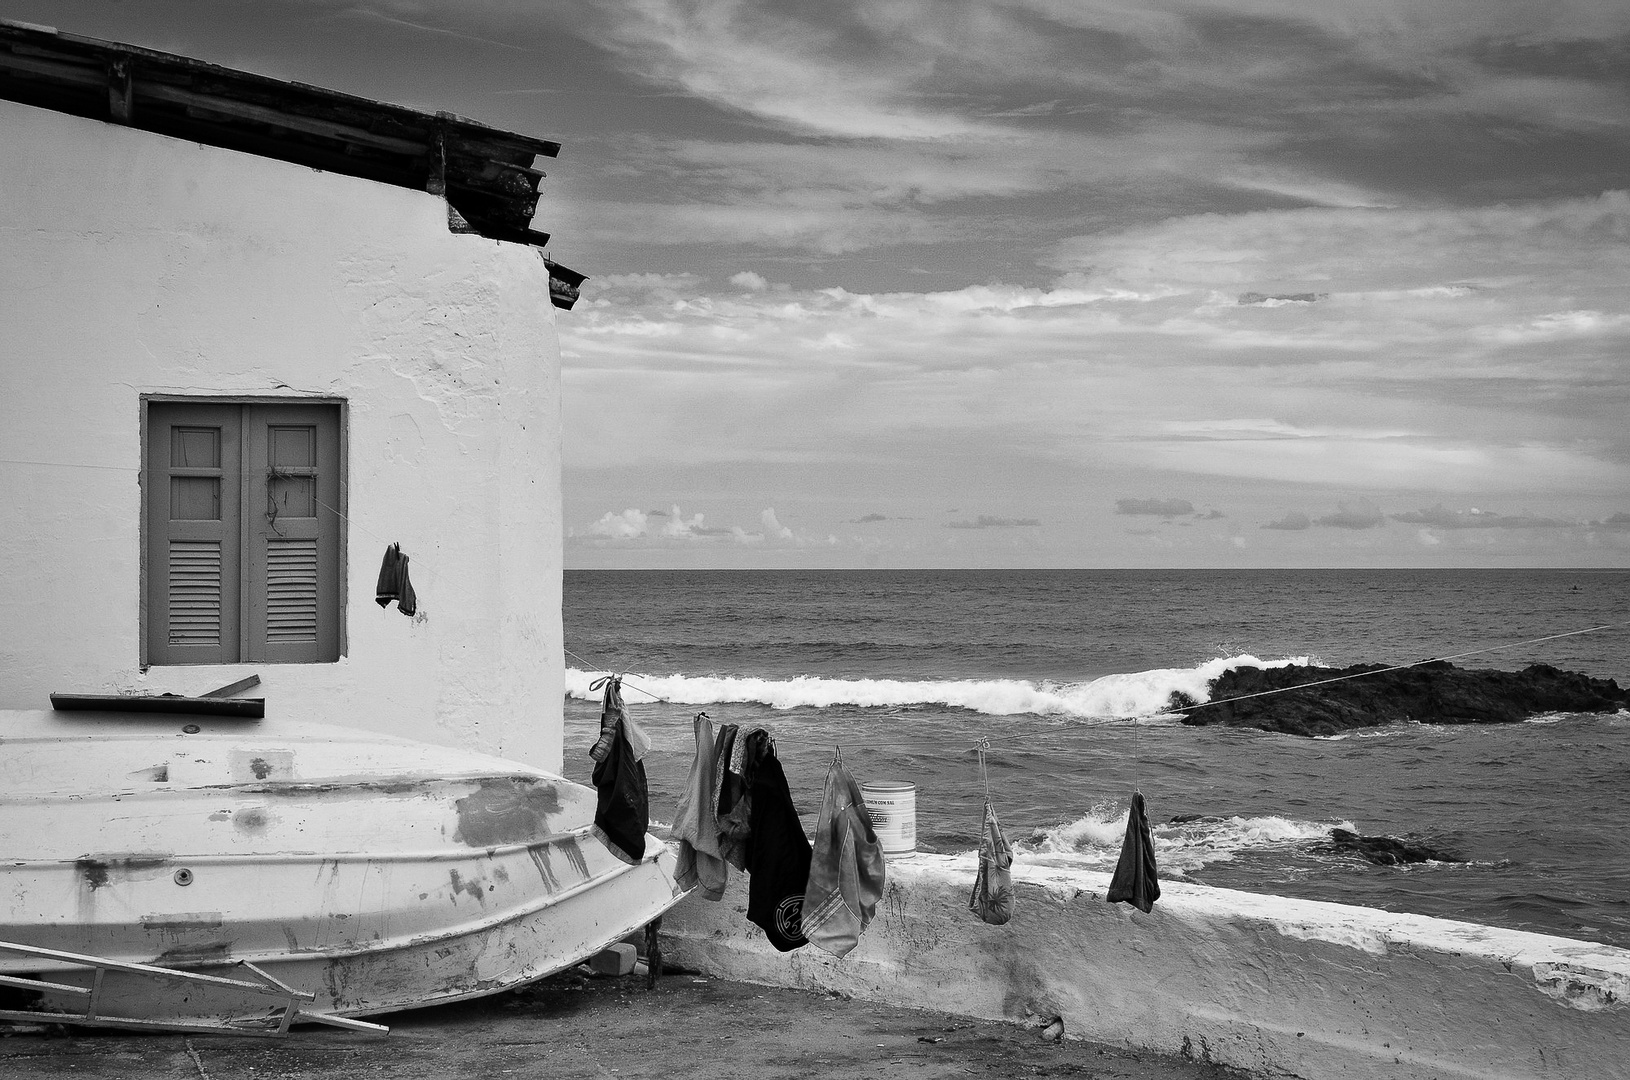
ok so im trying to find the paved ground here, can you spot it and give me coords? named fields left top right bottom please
left=0, top=969, right=1246, bottom=1080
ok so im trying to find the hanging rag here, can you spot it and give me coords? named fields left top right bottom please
left=672, top=712, right=729, bottom=901
left=588, top=675, right=648, bottom=865
left=800, top=748, right=886, bottom=958
left=374, top=543, right=417, bottom=616
left=969, top=798, right=1014, bottom=926
left=1107, top=791, right=1160, bottom=914
left=743, top=733, right=812, bottom=951
left=589, top=674, right=651, bottom=763
left=715, top=725, right=756, bottom=872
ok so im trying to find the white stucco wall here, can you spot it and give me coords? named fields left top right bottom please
left=663, top=855, right=1630, bottom=1080
left=0, top=98, right=566, bottom=772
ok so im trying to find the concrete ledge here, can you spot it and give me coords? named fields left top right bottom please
left=662, top=852, right=1629, bottom=1080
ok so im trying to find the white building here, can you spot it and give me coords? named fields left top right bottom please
left=0, top=21, right=584, bottom=772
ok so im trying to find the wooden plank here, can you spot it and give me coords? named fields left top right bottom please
left=201, top=674, right=261, bottom=698
left=139, top=80, right=428, bottom=155
left=49, top=693, right=263, bottom=718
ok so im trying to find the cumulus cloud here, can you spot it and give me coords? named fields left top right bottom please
left=1262, top=512, right=1312, bottom=531
left=1313, top=501, right=1386, bottom=530
left=731, top=270, right=770, bottom=291
left=574, top=504, right=733, bottom=543
left=946, top=515, right=1042, bottom=529
left=1117, top=498, right=1195, bottom=517
left=760, top=507, right=795, bottom=540
left=1390, top=505, right=1577, bottom=529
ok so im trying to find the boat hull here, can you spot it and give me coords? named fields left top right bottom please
left=0, top=709, right=684, bottom=1022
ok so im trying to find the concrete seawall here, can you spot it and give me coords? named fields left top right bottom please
left=662, top=853, right=1629, bottom=1080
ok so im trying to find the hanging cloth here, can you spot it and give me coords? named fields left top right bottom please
left=589, top=674, right=651, bottom=763
left=374, top=543, right=417, bottom=616
left=969, top=798, right=1014, bottom=925
left=743, top=733, right=812, bottom=951
left=800, top=748, right=886, bottom=958
left=715, top=725, right=754, bottom=872
left=1107, top=791, right=1160, bottom=913
left=672, top=712, right=729, bottom=901
left=588, top=675, right=647, bottom=865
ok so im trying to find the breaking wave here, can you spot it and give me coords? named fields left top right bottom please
left=1018, top=804, right=1354, bottom=876
left=564, top=653, right=1314, bottom=721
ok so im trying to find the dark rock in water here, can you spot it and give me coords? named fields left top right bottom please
left=1311, top=828, right=1466, bottom=866
left=1175, top=660, right=1629, bottom=737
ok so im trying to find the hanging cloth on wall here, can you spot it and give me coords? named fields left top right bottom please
left=969, top=798, right=1014, bottom=925
left=800, top=748, right=886, bottom=958
left=672, top=712, right=729, bottom=901
left=588, top=675, right=648, bottom=865
left=743, top=732, right=812, bottom=952
left=374, top=543, right=417, bottom=616
left=1106, top=791, right=1160, bottom=914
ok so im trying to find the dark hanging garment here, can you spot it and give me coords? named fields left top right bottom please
left=374, top=543, right=417, bottom=616
left=673, top=713, right=728, bottom=901
left=801, top=749, right=886, bottom=958
left=969, top=799, right=1014, bottom=926
left=588, top=676, right=647, bottom=865
left=1107, top=791, right=1160, bottom=914
left=743, top=737, right=812, bottom=951
left=716, top=726, right=757, bottom=872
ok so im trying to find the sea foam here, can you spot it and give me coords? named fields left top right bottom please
left=564, top=653, right=1314, bottom=720
left=1019, top=805, right=1354, bottom=876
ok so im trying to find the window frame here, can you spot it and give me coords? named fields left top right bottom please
left=139, top=395, right=348, bottom=668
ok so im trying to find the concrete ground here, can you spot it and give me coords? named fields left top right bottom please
left=0, top=968, right=1247, bottom=1080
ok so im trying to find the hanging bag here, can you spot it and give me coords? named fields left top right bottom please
left=969, top=797, right=1014, bottom=925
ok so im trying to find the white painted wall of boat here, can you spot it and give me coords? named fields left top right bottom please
left=663, top=854, right=1630, bottom=1080
left=0, top=99, right=565, bottom=771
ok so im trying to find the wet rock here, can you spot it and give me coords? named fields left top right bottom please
left=1310, top=828, right=1467, bottom=866
left=1176, top=661, right=1629, bottom=737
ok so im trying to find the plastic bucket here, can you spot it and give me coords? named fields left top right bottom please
left=860, top=780, right=917, bottom=857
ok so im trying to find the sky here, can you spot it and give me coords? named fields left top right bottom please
left=10, top=1, right=1630, bottom=568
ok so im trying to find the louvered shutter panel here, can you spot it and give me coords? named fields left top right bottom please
left=145, top=404, right=242, bottom=664
left=245, top=405, right=341, bottom=662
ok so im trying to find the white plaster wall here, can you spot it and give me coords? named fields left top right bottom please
left=0, top=99, right=566, bottom=772
left=663, top=855, right=1630, bottom=1080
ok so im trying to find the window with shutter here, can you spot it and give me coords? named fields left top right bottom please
left=143, top=400, right=343, bottom=665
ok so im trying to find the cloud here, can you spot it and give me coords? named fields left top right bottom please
left=1195, top=509, right=1226, bottom=520
left=1262, top=512, right=1311, bottom=531
left=1238, top=292, right=1327, bottom=306
left=946, top=515, right=1042, bottom=529
left=1117, top=497, right=1196, bottom=517
left=851, top=513, right=889, bottom=523
left=1313, top=501, right=1386, bottom=530
left=760, top=507, right=795, bottom=540
left=731, top=270, right=770, bottom=291
left=1390, top=505, right=1577, bottom=530
left=573, top=504, right=732, bottom=543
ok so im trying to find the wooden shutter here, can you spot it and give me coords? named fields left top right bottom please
left=244, top=404, right=341, bottom=662
left=144, top=403, right=243, bottom=665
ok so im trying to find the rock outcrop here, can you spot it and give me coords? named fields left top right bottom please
left=1310, top=828, right=1466, bottom=866
left=1175, top=660, right=1629, bottom=737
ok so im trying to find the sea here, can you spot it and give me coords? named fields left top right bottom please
left=561, top=569, right=1630, bottom=950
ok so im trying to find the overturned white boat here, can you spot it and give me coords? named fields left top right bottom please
left=0, top=704, right=683, bottom=1032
